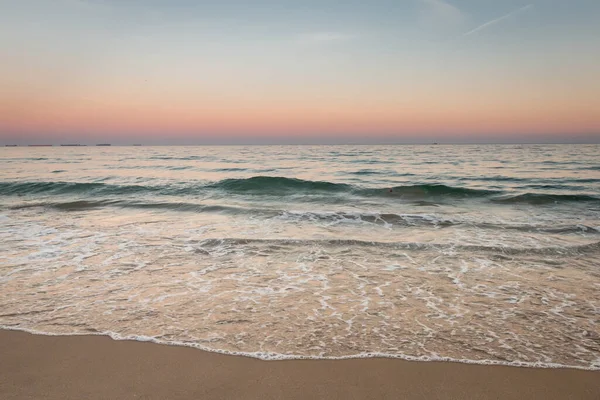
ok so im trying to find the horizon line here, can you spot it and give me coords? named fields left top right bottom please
left=3, top=142, right=600, bottom=147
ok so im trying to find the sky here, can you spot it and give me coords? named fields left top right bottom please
left=1, top=0, right=599, bottom=144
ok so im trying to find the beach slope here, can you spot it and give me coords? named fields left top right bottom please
left=1, top=330, right=598, bottom=400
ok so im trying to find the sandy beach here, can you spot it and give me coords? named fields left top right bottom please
left=0, top=330, right=598, bottom=400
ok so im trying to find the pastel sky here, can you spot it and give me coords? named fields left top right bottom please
left=1, top=0, right=599, bottom=144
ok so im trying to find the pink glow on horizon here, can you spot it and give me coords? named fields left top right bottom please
left=2, top=97, right=599, bottom=140
left=3, top=70, right=599, bottom=141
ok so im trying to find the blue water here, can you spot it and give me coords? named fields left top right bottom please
left=1, top=144, right=599, bottom=368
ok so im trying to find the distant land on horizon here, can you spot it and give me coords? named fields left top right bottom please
left=1, top=134, right=599, bottom=147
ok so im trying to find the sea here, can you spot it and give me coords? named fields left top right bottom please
left=1, top=144, right=599, bottom=369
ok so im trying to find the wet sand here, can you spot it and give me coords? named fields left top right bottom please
left=0, top=330, right=598, bottom=400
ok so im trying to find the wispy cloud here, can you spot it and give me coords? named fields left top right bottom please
left=463, top=4, right=533, bottom=37
left=296, top=32, right=355, bottom=44
left=421, top=0, right=464, bottom=20
left=418, top=0, right=466, bottom=33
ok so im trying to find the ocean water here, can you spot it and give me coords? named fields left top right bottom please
left=1, top=144, right=599, bottom=369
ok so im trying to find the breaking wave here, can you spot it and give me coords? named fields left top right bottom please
left=1, top=177, right=598, bottom=204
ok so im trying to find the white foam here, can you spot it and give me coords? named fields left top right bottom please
left=1, top=326, right=598, bottom=370
left=2, top=206, right=599, bottom=373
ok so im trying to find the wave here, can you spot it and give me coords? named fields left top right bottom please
left=8, top=199, right=260, bottom=215
left=493, top=193, right=600, bottom=205
left=148, top=155, right=214, bottom=161
left=1, top=177, right=598, bottom=204
left=195, top=238, right=600, bottom=256
left=1, top=326, right=597, bottom=370
left=207, top=176, right=354, bottom=194
left=10, top=200, right=119, bottom=211
left=278, top=211, right=600, bottom=234
left=213, top=167, right=248, bottom=172
left=372, top=184, right=493, bottom=198
left=211, top=178, right=600, bottom=205
left=351, top=169, right=382, bottom=176
left=0, top=181, right=160, bottom=196
left=7, top=201, right=599, bottom=235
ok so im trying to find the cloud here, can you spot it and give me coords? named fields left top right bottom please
left=463, top=4, right=534, bottom=37
left=296, top=32, right=355, bottom=44
left=421, top=0, right=464, bottom=20
left=418, top=0, right=466, bottom=33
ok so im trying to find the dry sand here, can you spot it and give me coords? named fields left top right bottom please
left=1, top=330, right=598, bottom=400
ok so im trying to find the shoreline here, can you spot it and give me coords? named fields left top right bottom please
left=1, top=325, right=598, bottom=370
left=1, top=330, right=599, bottom=400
